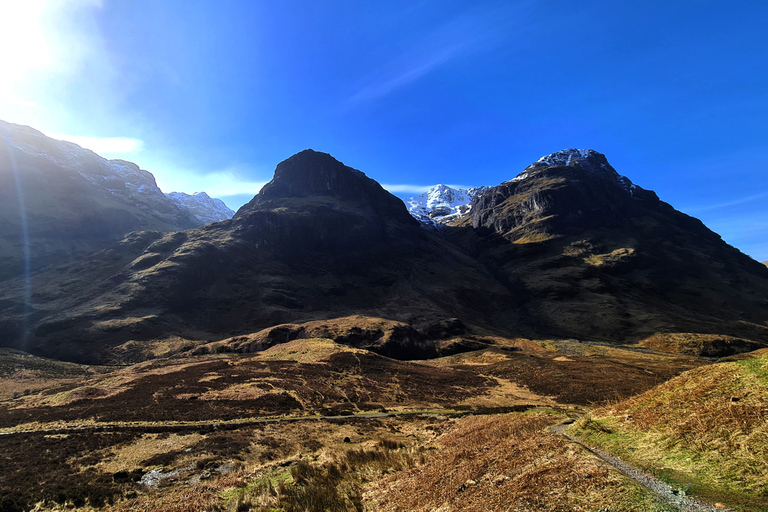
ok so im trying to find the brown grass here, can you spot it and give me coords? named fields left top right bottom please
left=570, top=352, right=768, bottom=508
left=365, top=412, right=670, bottom=511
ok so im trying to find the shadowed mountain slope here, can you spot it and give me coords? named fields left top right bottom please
left=0, top=121, right=199, bottom=281
left=447, top=149, right=768, bottom=346
left=0, top=148, right=767, bottom=364
left=0, top=150, right=520, bottom=363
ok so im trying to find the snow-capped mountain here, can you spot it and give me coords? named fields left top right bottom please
left=511, top=148, right=640, bottom=196
left=405, top=184, right=487, bottom=225
left=166, top=191, right=234, bottom=225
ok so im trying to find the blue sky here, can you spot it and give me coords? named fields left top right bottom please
left=1, top=1, right=767, bottom=260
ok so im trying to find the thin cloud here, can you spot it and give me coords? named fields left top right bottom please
left=683, top=192, right=768, bottom=214
left=347, top=4, right=521, bottom=106
left=382, top=184, right=433, bottom=195
left=49, top=133, right=144, bottom=157
left=349, top=43, right=467, bottom=105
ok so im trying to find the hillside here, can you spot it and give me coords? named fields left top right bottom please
left=0, top=121, right=199, bottom=280
left=447, top=149, right=768, bottom=348
left=0, top=335, right=707, bottom=512
left=569, top=350, right=768, bottom=510
left=1, top=148, right=768, bottom=364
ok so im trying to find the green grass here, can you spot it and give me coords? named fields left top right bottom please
left=568, top=354, right=768, bottom=511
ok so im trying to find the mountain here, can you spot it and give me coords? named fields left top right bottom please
left=405, top=184, right=487, bottom=225
left=165, top=191, right=235, bottom=225
left=1, top=147, right=767, bottom=364
left=0, top=120, right=201, bottom=280
left=450, top=148, right=768, bottom=347
left=0, top=150, right=518, bottom=363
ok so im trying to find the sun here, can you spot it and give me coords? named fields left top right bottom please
left=0, top=0, right=100, bottom=126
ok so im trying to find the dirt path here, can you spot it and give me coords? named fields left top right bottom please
left=549, top=423, right=732, bottom=512
left=0, top=410, right=444, bottom=436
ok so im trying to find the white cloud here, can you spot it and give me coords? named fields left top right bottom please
left=381, top=184, right=433, bottom=195
left=152, top=163, right=268, bottom=199
left=49, top=133, right=145, bottom=157
left=349, top=43, right=467, bottom=105
left=347, top=3, right=522, bottom=106
left=681, top=192, right=768, bottom=214
left=197, top=171, right=267, bottom=198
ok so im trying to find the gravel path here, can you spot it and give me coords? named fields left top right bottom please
left=549, top=423, right=732, bottom=512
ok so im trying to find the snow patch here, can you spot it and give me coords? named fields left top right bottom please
left=405, top=184, right=487, bottom=226
left=166, top=191, right=235, bottom=225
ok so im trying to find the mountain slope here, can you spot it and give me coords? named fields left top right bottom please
left=0, top=150, right=520, bottom=363
left=448, top=148, right=768, bottom=346
left=405, top=184, right=487, bottom=225
left=1, top=147, right=767, bottom=364
left=0, top=120, right=199, bottom=280
left=166, top=191, right=234, bottom=225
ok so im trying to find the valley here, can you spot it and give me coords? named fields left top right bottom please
left=1, top=124, right=767, bottom=510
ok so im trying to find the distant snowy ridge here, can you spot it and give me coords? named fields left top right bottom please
left=166, top=191, right=234, bottom=225
left=405, top=184, right=487, bottom=226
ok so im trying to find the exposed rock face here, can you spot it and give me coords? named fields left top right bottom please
left=166, top=191, right=234, bottom=225
left=233, top=150, right=423, bottom=259
left=405, top=184, right=487, bottom=225
left=453, top=148, right=768, bottom=344
left=0, top=120, right=198, bottom=280
left=471, top=149, right=660, bottom=242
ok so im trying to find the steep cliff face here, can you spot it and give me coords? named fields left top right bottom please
left=470, top=149, right=662, bottom=242
left=233, top=149, right=424, bottom=260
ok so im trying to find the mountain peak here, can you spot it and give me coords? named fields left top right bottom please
left=406, top=184, right=487, bottom=225
left=527, top=148, right=615, bottom=175
left=165, top=191, right=234, bottom=225
left=238, top=150, right=412, bottom=222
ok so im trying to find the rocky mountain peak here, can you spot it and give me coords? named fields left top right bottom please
left=507, top=148, right=639, bottom=197
left=532, top=148, right=609, bottom=169
left=406, top=184, right=487, bottom=225
left=165, top=191, right=235, bottom=225
left=258, top=149, right=375, bottom=200
left=238, top=150, right=413, bottom=223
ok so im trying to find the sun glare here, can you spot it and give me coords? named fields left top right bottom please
left=0, top=0, right=101, bottom=126
left=0, top=3, right=57, bottom=74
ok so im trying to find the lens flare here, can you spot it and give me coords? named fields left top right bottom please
left=3, top=138, right=32, bottom=348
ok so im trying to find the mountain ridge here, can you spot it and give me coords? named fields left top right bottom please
left=405, top=184, right=487, bottom=226
left=0, top=120, right=234, bottom=280
left=1, top=143, right=767, bottom=364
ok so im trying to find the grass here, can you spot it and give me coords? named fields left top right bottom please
left=367, top=412, right=675, bottom=511
left=211, top=438, right=426, bottom=512
left=568, top=352, right=768, bottom=511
